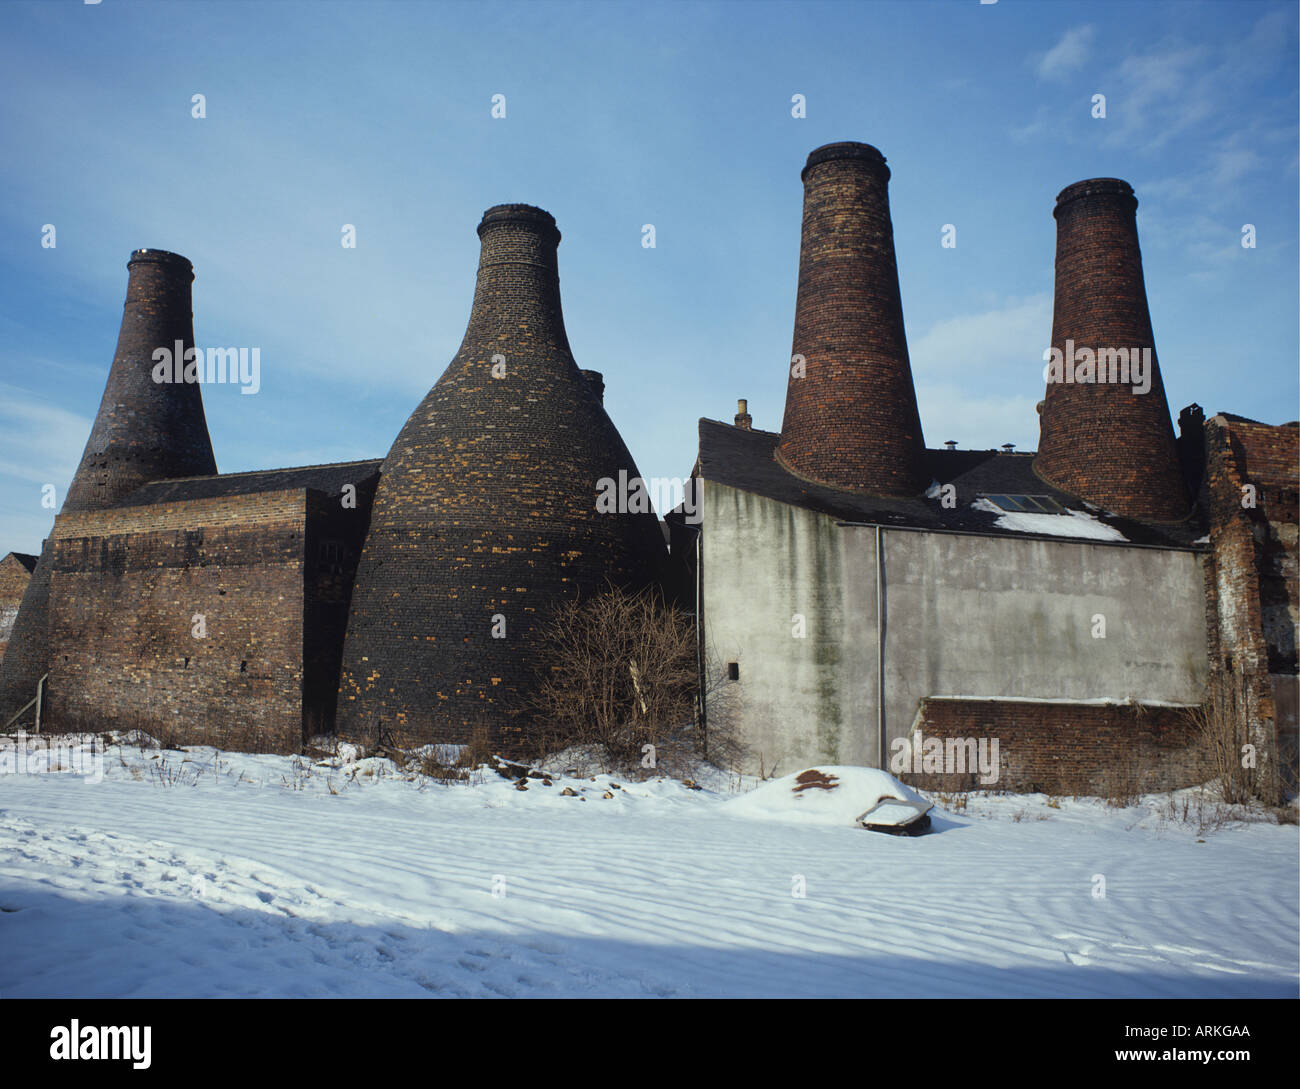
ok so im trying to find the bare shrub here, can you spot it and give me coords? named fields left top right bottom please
left=462, top=724, right=494, bottom=770
left=1099, top=730, right=1153, bottom=808
left=527, top=585, right=699, bottom=774
left=1186, top=671, right=1269, bottom=806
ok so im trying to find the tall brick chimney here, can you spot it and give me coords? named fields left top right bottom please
left=63, top=250, right=217, bottom=512
left=777, top=142, right=927, bottom=496
left=0, top=249, right=218, bottom=722
left=337, top=204, right=665, bottom=748
left=1034, top=180, right=1189, bottom=521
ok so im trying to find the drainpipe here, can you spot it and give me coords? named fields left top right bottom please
left=35, top=672, right=47, bottom=734
left=695, top=522, right=707, bottom=753
left=876, top=525, right=885, bottom=770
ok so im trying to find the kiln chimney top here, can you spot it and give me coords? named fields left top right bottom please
left=802, top=142, right=889, bottom=181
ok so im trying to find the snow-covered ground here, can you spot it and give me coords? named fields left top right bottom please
left=1, top=735, right=1296, bottom=998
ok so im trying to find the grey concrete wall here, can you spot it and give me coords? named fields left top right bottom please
left=701, top=481, right=1209, bottom=775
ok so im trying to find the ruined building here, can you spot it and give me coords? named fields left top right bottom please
left=677, top=143, right=1297, bottom=797
left=0, top=552, right=36, bottom=665
left=1, top=145, right=1296, bottom=796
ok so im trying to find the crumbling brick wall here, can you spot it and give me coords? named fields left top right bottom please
left=899, top=697, right=1201, bottom=795
left=0, top=553, right=35, bottom=665
left=1202, top=415, right=1299, bottom=799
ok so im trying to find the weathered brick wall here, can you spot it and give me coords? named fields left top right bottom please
left=776, top=142, right=927, bottom=497
left=337, top=205, right=666, bottom=750
left=0, top=554, right=34, bottom=665
left=1034, top=180, right=1189, bottom=522
left=0, top=543, right=54, bottom=721
left=900, top=697, right=1201, bottom=795
left=1203, top=415, right=1299, bottom=796
left=44, top=490, right=308, bottom=752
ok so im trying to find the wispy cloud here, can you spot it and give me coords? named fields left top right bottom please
left=0, top=380, right=89, bottom=554
left=1036, top=25, right=1096, bottom=81
left=910, top=295, right=1052, bottom=451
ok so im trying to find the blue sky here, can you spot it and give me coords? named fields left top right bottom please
left=1, top=0, right=1296, bottom=556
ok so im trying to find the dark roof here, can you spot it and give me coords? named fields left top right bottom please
left=4, top=552, right=37, bottom=573
left=693, top=419, right=1207, bottom=549
left=113, top=459, right=384, bottom=508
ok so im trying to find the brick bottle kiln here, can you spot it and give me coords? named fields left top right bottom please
left=336, top=204, right=666, bottom=747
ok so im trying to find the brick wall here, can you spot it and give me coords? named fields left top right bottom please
left=0, top=554, right=34, bottom=665
left=900, top=697, right=1201, bottom=795
left=0, top=544, right=54, bottom=721
left=44, top=490, right=309, bottom=752
left=1203, top=415, right=1299, bottom=797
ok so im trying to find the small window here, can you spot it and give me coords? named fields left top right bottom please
left=727, top=661, right=740, bottom=681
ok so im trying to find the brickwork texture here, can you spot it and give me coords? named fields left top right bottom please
left=336, top=205, right=667, bottom=749
left=900, top=698, right=1202, bottom=795
left=1035, top=180, right=1190, bottom=521
left=777, top=143, right=928, bottom=497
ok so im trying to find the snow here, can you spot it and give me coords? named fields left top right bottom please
left=1, top=735, right=1296, bottom=998
left=722, top=766, right=929, bottom=826
left=971, top=497, right=1128, bottom=541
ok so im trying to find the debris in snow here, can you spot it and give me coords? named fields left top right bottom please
left=723, top=766, right=932, bottom=829
left=857, top=797, right=934, bottom=835
left=793, top=769, right=840, bottom=793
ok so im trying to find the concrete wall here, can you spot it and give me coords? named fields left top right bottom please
left=701, top=481, right=1209, bottom=776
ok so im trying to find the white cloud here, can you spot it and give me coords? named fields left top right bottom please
left=0, top=382, right=89, bottom=554
left=0, top=384, right=88, bottom=488
left=909, top=295, right=1052, bottom=451
left=910, top=294, right=1052, bottom=382
left=1036, top=25, right=1096, bottom=81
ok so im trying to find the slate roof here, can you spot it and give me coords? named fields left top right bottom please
left=112, top=459, right=384, bottom=508
left=693, top=418, right=1207, bottom=550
